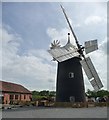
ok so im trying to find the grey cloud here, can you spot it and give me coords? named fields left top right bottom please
left=1, top=25, right=57, bottom=91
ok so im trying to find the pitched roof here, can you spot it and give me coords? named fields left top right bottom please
left=0, top=81, right=31, bottom=94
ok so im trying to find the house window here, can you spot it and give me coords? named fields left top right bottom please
left=20, top=95, right=21, bottom=100
left=24, top=95, right=26, bottom=99
left=10, top=95, right=14, bottom=100
left=15, top=95, right=18, bottom=99
left=69, top=72, right=74, bottom=78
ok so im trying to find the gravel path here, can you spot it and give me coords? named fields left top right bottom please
left=2, top=106, right=107, bottom=118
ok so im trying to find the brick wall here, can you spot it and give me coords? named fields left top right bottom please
left=3, top=93, right=32, bottom=104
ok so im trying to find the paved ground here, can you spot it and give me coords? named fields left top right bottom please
left=2, top=106, right=107, bottom=118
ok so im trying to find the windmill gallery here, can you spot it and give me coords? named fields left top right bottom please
left=48, top=5, right=103, bottom=103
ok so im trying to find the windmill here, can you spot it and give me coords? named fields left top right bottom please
left=48, top=5, right=103, bottom=102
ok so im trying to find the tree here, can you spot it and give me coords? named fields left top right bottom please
left=86, top=89, right=97, bottom=98
left=32, top=91, right=39, bottom=95
left=86, top=89, right=109, bottom=98
left=39, top=90, right=49, bottom=96
left=49, top=91, right=56, bottom=97
left=31, top=90, right=56, bottom=101
left=96, top=90, right=109, bottom=97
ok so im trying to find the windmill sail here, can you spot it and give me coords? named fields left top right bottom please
left=60, top=5, right=85, bottom=57
left=80, top=57, right=103, bottom=91
left=60, top=5, right=103, bottom=91
left=60, top=5, right=80, bottom=49
left=85, top=40, right=98, bottom=54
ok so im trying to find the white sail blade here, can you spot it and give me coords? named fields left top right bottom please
left=48, top=43, right=79, bottom=62
left=80, top=57, right=103, bottom=91
left=85, top=40, right=98, bottom=54
left=60, top=5, right=81, bottom=49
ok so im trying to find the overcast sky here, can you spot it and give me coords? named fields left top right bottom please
left=1, top=1, right=107, bottom=92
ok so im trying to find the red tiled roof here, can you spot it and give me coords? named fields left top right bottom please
left=0, top=81, right=31, bottom=94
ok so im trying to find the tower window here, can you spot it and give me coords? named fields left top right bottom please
left=69, top=72, right=74, bottom=78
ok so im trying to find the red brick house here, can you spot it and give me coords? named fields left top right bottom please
left=0, top=81, right=32, bottom=104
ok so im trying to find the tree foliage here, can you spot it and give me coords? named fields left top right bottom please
left=31, top=90, right=56, bottom=101
left=86, top=89, right=109, bottom=98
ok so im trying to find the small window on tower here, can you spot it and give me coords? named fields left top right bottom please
left=69, top=72, right=74, bottom=78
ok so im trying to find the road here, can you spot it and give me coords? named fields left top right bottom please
left=2, top=106, right=107, bottom=118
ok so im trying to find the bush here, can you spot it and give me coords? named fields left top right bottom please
left=18, top=101, right=31, bottom=106
left=31, top=101, right=36, bottom=106
left=95, top=102, right=108, bottom=107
